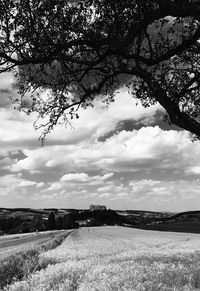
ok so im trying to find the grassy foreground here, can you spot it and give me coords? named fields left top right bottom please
left=4, top=226, right=200, bottom=291
left=0, top=231, right=71, bottom=290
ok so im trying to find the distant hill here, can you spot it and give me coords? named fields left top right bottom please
left=0, top=208, right=74, bottom=220
left=116, top=210, right=173, bottom=217
left=1, top=208, right=200, bottom=235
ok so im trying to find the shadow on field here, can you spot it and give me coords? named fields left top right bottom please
left=131, top=222, right=200, bottom=234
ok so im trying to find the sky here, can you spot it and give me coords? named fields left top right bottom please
left=0, top=72, right=200, bottom=212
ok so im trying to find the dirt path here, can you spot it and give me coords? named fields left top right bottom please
left=0, top=230, right=70, bottom=259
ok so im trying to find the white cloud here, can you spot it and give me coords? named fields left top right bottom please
left=60, top=173, right=89, bottom=182
left=36, top=182, right=45, bottom=188
left=10, top=148, right=52, bottom=172
left=146, top=187, right=172, bottom=197
left=186, top=166, right=200, bottom=175
left=2, top=78, right=200, bottom=211
left=0, top=157, right=17, bottom=169
left=97, top=185, right=114, bottom=193
left=46, top=89, right=161, bottom=144
left=59, top=172, right=114, bottom=185
left=0, top=174, right=37, bottom=197
left=101, top=173, right=114, bottom=180
left=8, top=126, right=200, bottom=178
left=129, top=179, right=161, bottom=190
left=43, top=182, right=63, bottom=191
left=0, top=109, right=39, bottom=143
left=99, top=192, right=112, bottom=198
left=17, top=180, right=37, bottom=187
left=43, top=173, right=114, bottom=194
left=0, top=88, right=161, bottom=150
left=41, top=193, right=58, bottom=199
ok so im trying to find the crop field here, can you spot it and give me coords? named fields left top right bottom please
left=4, top=226, right=200, bottom=291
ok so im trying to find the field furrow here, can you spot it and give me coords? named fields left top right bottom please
left=5, top=226, right=200, bottom=291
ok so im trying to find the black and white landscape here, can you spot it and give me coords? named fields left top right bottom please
left=0, top=0, right=200, bottom=290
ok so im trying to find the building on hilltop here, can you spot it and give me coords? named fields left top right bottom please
left=90, top=204, right=107, bottom=211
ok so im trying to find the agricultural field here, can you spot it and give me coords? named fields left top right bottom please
left=5, top=226, right=200, bottom=291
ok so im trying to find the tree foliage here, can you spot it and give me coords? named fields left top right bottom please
left=0, top=0, right=200, bottom=140
left=47, top=211, right=56, bottom=230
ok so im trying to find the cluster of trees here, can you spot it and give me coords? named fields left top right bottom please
left=0, top=209, right=131, bottom=235
left=78, top=209, right=127, bottom=225
left=3, top=209, right=200, bottom=235
left=47, top=212, right=79, bottom=230
left=47, top=209, right=128, bottom=230
left=0, top=217, right=23, bottom=234
left=0, top=212, right=78, bottom=235
left=0, top=216, right=46, bottom=234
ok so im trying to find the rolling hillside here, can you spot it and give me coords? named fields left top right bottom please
left=1, top=208, right=200, bottom=235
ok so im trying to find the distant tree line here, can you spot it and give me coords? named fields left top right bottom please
left=47, top=212, right=79, bottom=230
left=0, top=217, right=23, bottom=234
left=1, top=208, right=162, bottom=235
left=77, top=209, right=127, bottom=225
left=47, top=209, right=127, bottom=230
left=0, top=216, right=46, bottom=234
left=2, top=208, right=200, bottom=235
left=0, top=209, right=130, bottom=235
left=0, top=212, right=79, bottom=235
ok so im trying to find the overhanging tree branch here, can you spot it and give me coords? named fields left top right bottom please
left=0, top=0, right=200, bottom=139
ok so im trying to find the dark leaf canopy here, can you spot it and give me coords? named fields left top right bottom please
left=0, top=0, right=200, bottom=141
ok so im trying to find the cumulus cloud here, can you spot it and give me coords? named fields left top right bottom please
left=41, top=193, right=58, bottom=200
left=0, top=174, right=37, bottom=199
left=186, top=167, right=200, bottom=175
left=99, top=193, right=111, bottom=198
left=36, top=182, right=45, bottom=188
left=43, top=173, right=114, bottom=193
left=60, top=173, right=89, bottom=182
left=8, top=126, right=200, bottom=180
left=0, top=156, right=17, bottom=170
left=44, top=182, right=63, bottom=191
left=0, top=87, right=161, bottom=150
left=47, top=89, right=161, bottom=144
left=129, top=179, right=161, bottom=192
left=1, top=79, right=200, bottom=211
left=17, top=180, right=37, bottom=187
left=102, top=173, right=114, bottom=180
left=10, top=148, right=52, bottom=172
left=97, top=185, right=114, bottom=193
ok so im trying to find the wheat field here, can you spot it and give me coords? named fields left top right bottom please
left=5, top=226, right=200, bottom=291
